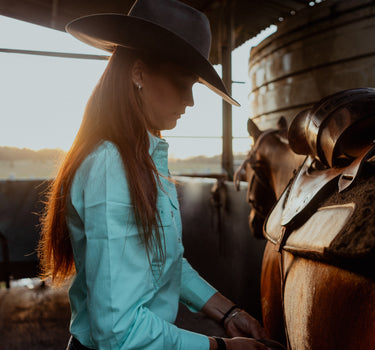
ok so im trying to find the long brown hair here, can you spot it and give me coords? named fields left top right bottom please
left=38, top=47, right=165, bottom=285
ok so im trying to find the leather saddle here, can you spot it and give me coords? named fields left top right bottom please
left=264, top=142, right=375, bottom=272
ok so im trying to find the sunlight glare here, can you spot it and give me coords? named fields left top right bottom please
left=0, top=15, right=276, bottom=158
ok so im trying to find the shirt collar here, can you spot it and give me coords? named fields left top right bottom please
left=148, top=131, right=169, bottom=156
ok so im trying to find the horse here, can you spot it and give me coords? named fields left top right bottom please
left=235, top=116, right=305, bottom=345
left=234, top=116, right=305, bottom=240
left=235, top=89, right=375, bottom=349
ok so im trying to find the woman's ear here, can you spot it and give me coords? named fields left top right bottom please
left=131, top=59, right=145, bottom=89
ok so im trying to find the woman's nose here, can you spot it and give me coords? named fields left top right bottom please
left=184, top=88, right=194, bottom=107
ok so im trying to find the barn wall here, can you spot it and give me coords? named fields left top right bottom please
left=0, top=180, right=49, bottom=279
left=176, top=177, right=266, bottom=320
left=249, top=0, right=375, bottom=129
left=0, top=178, right=265, bottom=319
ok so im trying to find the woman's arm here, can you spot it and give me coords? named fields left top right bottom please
left=178, top=260, right=275, bottom=349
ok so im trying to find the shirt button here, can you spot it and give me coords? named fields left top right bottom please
left=171, top=211, right=174, bottom=218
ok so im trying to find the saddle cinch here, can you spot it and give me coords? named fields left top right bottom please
left=264, top=88, right=375, bottom=278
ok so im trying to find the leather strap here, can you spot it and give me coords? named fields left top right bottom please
left=338, top=142, right=375, bottom=191
left=281, top=156, right=342, bottom=227
left=213, top=337, right=227, bottom=350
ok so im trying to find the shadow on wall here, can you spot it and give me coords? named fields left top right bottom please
left=176, top=176, right=266, bottom=319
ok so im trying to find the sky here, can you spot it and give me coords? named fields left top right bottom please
left=0, top=15, right=276, bottom=159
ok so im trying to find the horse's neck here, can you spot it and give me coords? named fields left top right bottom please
left=269, top=149, right=305, bottom=200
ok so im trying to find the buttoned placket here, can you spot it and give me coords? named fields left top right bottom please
left=151, top=134, right=183, bottom=254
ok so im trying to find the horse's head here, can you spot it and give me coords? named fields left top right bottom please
left=234, top=116, right=305, bottom=239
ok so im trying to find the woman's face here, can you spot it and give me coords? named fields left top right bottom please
left=136, top=61, right=198, bottom=131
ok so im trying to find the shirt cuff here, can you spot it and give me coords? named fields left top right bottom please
left=180, top=261, right=218, bottom=312
left=178, top=327, right=210, bottom=350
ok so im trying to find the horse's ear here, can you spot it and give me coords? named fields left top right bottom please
left=247, top=118, right=262, bottom=141
left=277, top=116, right=287, bottom=130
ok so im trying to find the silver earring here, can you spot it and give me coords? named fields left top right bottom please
left=136, top=82, right=142, bottom=90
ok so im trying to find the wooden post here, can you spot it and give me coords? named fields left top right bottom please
left=221, top=1, right=233, bottom=179
left=51, top=0, right=59, bottom=28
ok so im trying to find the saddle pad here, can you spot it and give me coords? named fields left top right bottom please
left=265, top=199, right=355, bottom=255
left=283, top=203, right=356, bottom=257
left=264, top=161, right=375, bottom=278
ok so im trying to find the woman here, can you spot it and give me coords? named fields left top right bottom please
left=39, top=0, right=274, bottom=349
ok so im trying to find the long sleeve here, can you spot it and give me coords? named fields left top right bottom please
left=180, top=258, right=217, bottom=312
left=68, top=142, right=209, bottom=350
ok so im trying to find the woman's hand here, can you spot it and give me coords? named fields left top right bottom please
left=226, top=337, right=271, bottom=350
left=224, top=309, right=269, bottom=339
left=209, top=337, right=271, bottom=350
left=201, top=293, right=269, bottom=339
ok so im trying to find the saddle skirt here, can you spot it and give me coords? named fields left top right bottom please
left=264, top=143, right=375, bottom=275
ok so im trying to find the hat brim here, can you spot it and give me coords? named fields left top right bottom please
left=66, top=14, right=239, bottom=106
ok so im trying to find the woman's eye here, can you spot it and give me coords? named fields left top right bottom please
left=172, top=78, right=189, bottom=90
left=170, top=74, right=197, bottom=90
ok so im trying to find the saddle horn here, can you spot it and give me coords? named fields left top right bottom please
left=288, top=88, right=375, bottom=167
left=288, top=109, right=311, bottom=156
left=277, top=116, right=288, bottom=130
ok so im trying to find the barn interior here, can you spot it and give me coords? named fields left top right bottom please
left=1, top=0, right=375, bottom=349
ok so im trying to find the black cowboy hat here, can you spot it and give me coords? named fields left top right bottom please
left=66, top=0, right=239, bottom=106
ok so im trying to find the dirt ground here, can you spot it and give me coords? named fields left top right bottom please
left=0, top=279, right=225, bottom=350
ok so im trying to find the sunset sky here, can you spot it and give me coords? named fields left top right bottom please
left=0, top=15, right=275, bottom=158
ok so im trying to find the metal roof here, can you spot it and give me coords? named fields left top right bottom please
left=0, top=0, right=316, bottom=64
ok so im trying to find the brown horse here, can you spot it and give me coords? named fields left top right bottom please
left=234, top=117, right=304, bottom=240
left=236, top=91, right=375, bottom=349
left=235, top=117, right=305, bottom=345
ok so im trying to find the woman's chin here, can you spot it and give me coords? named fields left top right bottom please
left=162, top=120, right=178, bottom=131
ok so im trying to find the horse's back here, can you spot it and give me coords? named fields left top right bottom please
left=283, top=251, right=375, bottom=349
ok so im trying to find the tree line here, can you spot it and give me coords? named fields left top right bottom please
left=0, top=146, right=246, bottom=163
left=0, top=146, right=66, bottom=161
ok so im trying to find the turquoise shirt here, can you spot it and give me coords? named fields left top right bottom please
left=66, top=135, right=217, bottom=349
